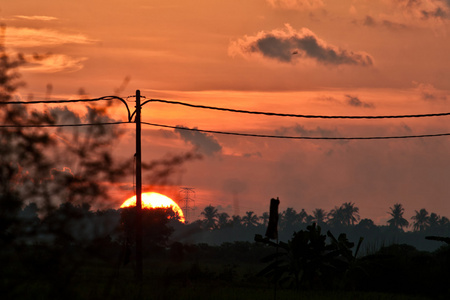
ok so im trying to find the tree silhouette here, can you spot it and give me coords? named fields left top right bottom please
left=242, top=211, right=259, bottom=227
left=201, top=205, right=219, bottom=230
left=311, top=208, right=327, bottom=226
left=120, top=207, right=175, bottom=253
left=411, top=209, right=430, bottom=232
left=231, top=215, right=242, bottom=228
left=298, top=208, right=308, bottom=224
left=217, top=212, right=230, bottom=229
left=342, top=202, right=360, bottom=226
left=327, top=206, right=345, bottom=227
left=280, top=207, right=301, bottom=230
left=260, top=211, right=270, bottom=227
left=387, top=203, right=409, bottom=231
left=428, top=212, right=440, bottom=231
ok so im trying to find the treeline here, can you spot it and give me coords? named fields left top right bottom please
left=190, top=202, right=450, bottom=252
left=2, top=200, right=450, bottom=299
left=4, top=200, right=449, bottom=253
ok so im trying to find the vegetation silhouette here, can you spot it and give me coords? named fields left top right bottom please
left=255, top=223, right=363, bottom=291
left=1, top=36, right=450, bottom=299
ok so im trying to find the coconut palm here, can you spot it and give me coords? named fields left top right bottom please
left=260, top=212, right=270, bottom=226
left=342, top=202, right=360, bottom=226
left=201, top=205, right=219, bottom=230
left=411, top=208, right=430, bottom=232
left=298, top=209, right=308, bottom=223
left=231, top=215, right=242, bottom=227
left=217, top=212, right=230, bottom=229
left=428, top=212, right=440, bottom=230
left=242, top=211, right=259, bottom=227
left=280, top=207, right=300, bottom=230
left=311, top=208, right=327, bottom=226
left=387, top=203, right=409, bottom=231
left=327, top=206, right=345, bottom=227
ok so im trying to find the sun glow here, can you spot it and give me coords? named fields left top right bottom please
left=121, top=192, right=185, bottom=223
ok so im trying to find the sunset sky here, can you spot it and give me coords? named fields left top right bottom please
left=2, top=0, right=450, bottom=224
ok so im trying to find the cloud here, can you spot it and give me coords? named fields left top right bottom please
left=5, top=27, right=95, bottom=48
left=13, top=15, right=58, bottom=21
left=391, top=0, right=450, bottom=20
left=275, top=123, right=339, bottom=138
left=21, top=54, right=87, bottom=73
left=243, top=152, right=262, bottom=158
left=175, top=126, right=222, bottom=156
left=345, top=95, right=375, bottom=108
left=229, top=24, right=374, bottom=66
left=362, top=15, right=410, bottom=30
left=414, top=82, right=448, bottom=101
left=266, top=0, right=324, bottom=11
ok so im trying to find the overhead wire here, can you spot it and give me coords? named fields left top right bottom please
left=0, top=121, right=130, bottom=128
left=5, top=96, right=450, bottom=119
left=144, top=98, right=450, bottom=120
left=140, top=122, right=450, bottom=140
left=2, top=96, right=133, bottom=122
left=3, top=95, right=450, bottom=139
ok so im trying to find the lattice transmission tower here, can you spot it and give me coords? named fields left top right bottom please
left=179, top=187, right=196, bottom=223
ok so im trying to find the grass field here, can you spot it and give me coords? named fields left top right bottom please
left=3, top=257, right=433, bottom=300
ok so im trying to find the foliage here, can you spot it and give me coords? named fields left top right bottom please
left=255, top=223, right=363, bottom=290
left=120, top=207, right=177, bottom=252
left=411, top=209, right=430, bottom=232
left=201, top=205, right=219, bottom=230
left=387, top=203, right=409, bottom=231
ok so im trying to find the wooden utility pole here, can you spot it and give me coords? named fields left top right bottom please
left=135, top=90, right=143, bottom=281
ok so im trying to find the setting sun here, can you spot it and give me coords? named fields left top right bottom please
left=121, top=192, right=185, bottom=223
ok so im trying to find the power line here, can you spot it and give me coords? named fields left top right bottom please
left=141, top=121, right=450, bottom=140
left=145, top=98, right=450, bottom=120
left=0, top=121, right=130, bottom=128
left=2, top=120, right=450, bottom=140
left=2, top=96, right=123, bottom=105
left=2, top=96, right=133, bottom=122
left=5, top=96, right=450, bottom=120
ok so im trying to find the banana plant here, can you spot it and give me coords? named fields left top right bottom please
left=255, top=223, right=363, bottom=290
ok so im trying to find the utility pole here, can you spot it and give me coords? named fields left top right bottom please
left=179, top=187, right=195, bottom=223
left=135, top=90, right=143, bottom=281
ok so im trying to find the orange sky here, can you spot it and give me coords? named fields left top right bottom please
left=2, top=0, right=450, bottom=224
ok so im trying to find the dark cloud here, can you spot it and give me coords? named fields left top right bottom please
left=242, top=152, right=262, bottom=158
left=230, top=24, right=374, bottom=67
left=421, top=7, right=448, bottom=19
left=275, top=124, right=338, bottom=138
left=381, top=20, right=410, bottom=30
left=361, top=15, right=409, bottom=30
left=363, top=16, right=377, bottom=27
left=266, top=0, right=325, bottom=11
left=175, top=125, right=222, bottom=156
left=394, top=0, right=450, bottom=20
left=415, top=82, right=448, bottom=101
left=345, top=95, right=375, bottom=108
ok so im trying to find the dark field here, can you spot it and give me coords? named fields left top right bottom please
left=1, top=239, right=448, bottom=300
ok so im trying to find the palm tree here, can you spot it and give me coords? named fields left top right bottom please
left=231, top=215, right=242, bottom=227
left=298, top=209, right=308, bottom=224
left=387, top=203, right=409, bottom=231
left=341, top=202, right=360, bottom=226
left=242, top=211, right=259, bottom=227
left=280, top=207, right=301, bottom=230
left=428, top=213, right=440, bottom=229
left=260, top=212, right=270, bottom=226
left=311, top=208, right=327, bottom=226
left=411, top=208, right=430, bottom=232
left=217, top=212, right=230, bottom=229
left=201, top=205, right=219, bottom=230
left=327, top=206, right=345, bottom=227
